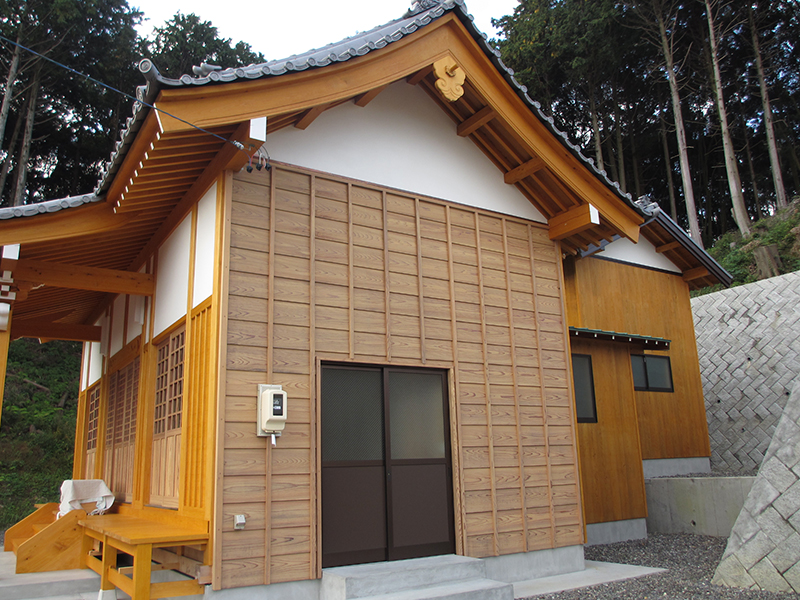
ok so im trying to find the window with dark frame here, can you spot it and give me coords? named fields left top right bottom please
left=631, top=354, right=674, bottom=392
left=571, top=354, right=598, bottom=423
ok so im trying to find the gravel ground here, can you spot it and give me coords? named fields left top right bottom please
left=527, top=533, right=797, bottom=600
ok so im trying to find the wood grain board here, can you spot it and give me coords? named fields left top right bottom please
left=219, top=164, right=582, bottom=586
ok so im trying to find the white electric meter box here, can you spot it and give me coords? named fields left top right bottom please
left=257, top=384, right=287, bottom=436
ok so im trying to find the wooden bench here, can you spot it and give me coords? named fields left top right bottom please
left=80, top=514, right=209, bottom=599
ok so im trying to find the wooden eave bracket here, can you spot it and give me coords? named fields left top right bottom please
left=683, top=266, right=709, bottom=282
left=656, top=241, right=682, bottom=254
left=504, top=157, right=545, bottom=185
left=548, top=204, right=600, bottom=241
left=295, top=105, right=329, bottom=130
left=2, top=258, right=154, bottom=296
left=354, top=85, right=388, bottom=107
left=223, top=118, right=267, bottom=172
left=457, top=106, right=496, bottom=137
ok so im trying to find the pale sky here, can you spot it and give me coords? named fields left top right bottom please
left=130, top=0, right=520, bottom=61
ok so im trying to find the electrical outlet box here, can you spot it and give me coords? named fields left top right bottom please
left=257, top=384, right=287, bottom=436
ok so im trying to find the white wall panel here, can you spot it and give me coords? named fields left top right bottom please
left=193, top=184, right=217, bottom=307
left=127, top=294, right=144, bottom=344
left=110, top=295, right=126, bottom=357
left=600, top=236, right=681, bottom=273
left=154, top=216, right=191, bottom=336
left=80, top=342, right=90, bottom=391
left=269, top=82, right=546, bottom=223
left=88, top=340, right=103, bottom=386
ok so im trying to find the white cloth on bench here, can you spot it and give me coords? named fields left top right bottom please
left=58, top=479, right=115, bottom=518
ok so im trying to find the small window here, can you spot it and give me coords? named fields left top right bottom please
left=631, top=354, right=674, bottom=392
left=571, top=354, right=597, bottom=423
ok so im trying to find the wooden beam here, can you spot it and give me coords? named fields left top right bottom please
left=457, top=106, right=496, bottom=137
left=11, top=321, right=102, bottom=342
left=682, top=266, right=709, bottom=282
left=0, top=202, right=134, bottom=246
left=406, top=65, right=433, bottom=86
left=548, top=204, right=600, bottom=241
left=505, top=157, right=546, bottom=185
left=10, top=259, right=154, bottom=296
left=354, top=85, right=387, bottom=107
left=295, top=105, right=329, bottom=130
left=656, top=241, right=681, bottom=253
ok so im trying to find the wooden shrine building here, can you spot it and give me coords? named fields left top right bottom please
left=0, top=1, right=731, bottom=598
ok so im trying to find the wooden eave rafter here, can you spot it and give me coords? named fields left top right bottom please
left=640, top=223, right=718, bottom=290
left=149, top=13, right=643, bottom=246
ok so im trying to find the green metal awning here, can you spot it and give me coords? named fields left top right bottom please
left=568, top=327, right=671, bottom=349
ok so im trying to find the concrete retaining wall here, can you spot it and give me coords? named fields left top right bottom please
left=645, top=477, right=754, bottom=536
left=692, top=271, right=800, bottom=473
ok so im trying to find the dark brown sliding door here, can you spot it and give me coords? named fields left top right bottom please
left=321, top=365, right=454, bottom=568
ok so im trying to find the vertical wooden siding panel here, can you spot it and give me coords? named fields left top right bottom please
left=501, top=220, right=528, bottom=553
left=308, top=176, right=318, bottom=580
left=473, top=213, right=499, bottom=557
left=527, top=225, right=557, bottom=549
left=222, top=166, right=581, bottom=586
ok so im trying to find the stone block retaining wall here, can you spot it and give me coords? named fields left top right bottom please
left=692, top=271, right=800, bottom=473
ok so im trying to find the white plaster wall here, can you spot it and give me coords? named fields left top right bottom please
left=110, top=294, right=126, bottom=357
left=80, top=342, right=90, bottom=391
left=88, top=341, right=103, bottom=386
left=599, top=236, right=681, bottom=273
left=269, top=81, right=546, bottom=223
left=127, top=294, right=144, bottom=344
left=193, top=184, right=217, bottom=307
left=154, top=215, right=191, bottom=336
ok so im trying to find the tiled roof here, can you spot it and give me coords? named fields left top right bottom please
left=92, top=0, right=642, bottom=214
left=0, top=194, right=103, bottom=220
left=2, top=0, right=644, bottom=232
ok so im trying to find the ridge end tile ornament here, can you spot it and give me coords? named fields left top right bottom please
left=433, top=57, right=465, bottom=102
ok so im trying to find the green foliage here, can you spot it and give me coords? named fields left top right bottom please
left=141, top=12, right=265, bottom=78
left=697, top=198, right=800, bottom=295
left=0, top=339, right=81, bottom=529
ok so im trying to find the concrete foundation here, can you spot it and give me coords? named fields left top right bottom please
left=482, top=545, right=584, bottom=582
left=645, top=476, right=755, bottom=536
left=585, top=518, right=647, bottom=546
left=642, top=457, right=711, bottom=479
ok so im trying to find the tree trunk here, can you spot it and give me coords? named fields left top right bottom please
left=659, top=112, right=678, bottom=220
left=749, top=3, right=787, bottom=209
left=590, top=92, right=604, bottom=171
left=655, top=3, right=703, bottom=246
left=614, top=87, right=627, bottom=194
left=631, top=130, right=642, bottom=199
left=789, top=143, right=800, bottom=193
left=0, top=36, right=22, bottom=149
left=0, top=112, right=22, bottom=203
left=12, top=64, right=41, bottom=207
left=604, top=133, right=619, bottom=183
left=704, top=0, right=751, bottom=237
left=742, top=125, right=764, bottom=218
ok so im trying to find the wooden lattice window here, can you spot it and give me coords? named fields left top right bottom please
left=154, top=326, right=185, bottom=437
left=150, top=325, right=185, bottom=508
left=105, top=358, right=140, bottom=501
left=86, top=384, right=101, bottom=450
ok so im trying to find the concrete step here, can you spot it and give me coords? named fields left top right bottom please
left=0, top=551, right=100, bottom=600
left=356, top=579, right=513, bottom=600
left=321, top=555, right=491, bottom=600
